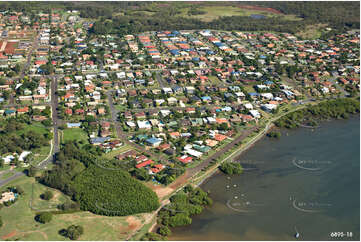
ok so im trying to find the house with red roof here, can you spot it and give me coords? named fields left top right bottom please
left=150, top=164, right=165, bottom=174
left=17, top=106, right=29, bottom=114
left=178, top=155, right=192, bottom=164
left=136, top=159, right=154, bottom=169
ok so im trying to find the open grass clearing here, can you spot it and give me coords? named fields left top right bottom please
left=172, top=5, right=302, bottom=22
left=208, top=75, right=222, bottom=85
left=101, top=143, right=134, bottom=159
left=29, top=145, right=51, bottom=166
left=61, top=128, right=89, bottom=145
left=243, top=85, right=257, bottom=93
left=295, top=23, right=328, bottom=40
left=0, top=175, right=144, bottom=241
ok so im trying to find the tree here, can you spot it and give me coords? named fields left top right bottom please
left=219, top=162, right=243, bottom=175
left=27, top=166, right=37, bottom=177
left=65, top=225, right=84, bottom=240
left=141, top=232, right=165, bottom=241
left=158, top=226, right=171, bottom=236
left=41, top=190, right=53, bottom=200
left=35, top=212, right=52, bottom=224
left=41, top=119, right=52, bottom=127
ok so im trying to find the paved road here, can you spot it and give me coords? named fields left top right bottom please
left=155, top=72, right=166, bottom=88
left=0, top=172, right=24, bottom=187
left=0, top=76, right=60, bottom=185
left=20, top=32, right=40, bottom=80
left=38, top=76, right=60, bottom=168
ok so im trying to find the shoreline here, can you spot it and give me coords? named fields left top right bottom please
left=166, top=114, right=360, bottom=241
left=137, top=98, right=360, bottom=239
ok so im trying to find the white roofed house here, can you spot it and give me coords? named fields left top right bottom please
left=243, top=103, right=253, bottom=110
left=260, top=93, right=274, bottom=100
left=249, top=109, right=261, bottom=119
left=184, top=147, right=203, bottom=158
left=261, top=104, right=278, bottom=112
left=137, top=120, right=152, bottom=129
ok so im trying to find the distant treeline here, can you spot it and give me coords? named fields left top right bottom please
left=0, top=2, right=359, bottom=35
left=251, top=1, right=360, bottom=29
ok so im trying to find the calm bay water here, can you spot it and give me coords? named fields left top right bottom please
left=169, top=116, right=360, bottom=241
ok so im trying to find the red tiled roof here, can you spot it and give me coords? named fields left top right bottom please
left=136, top=159, right=154, bottom=168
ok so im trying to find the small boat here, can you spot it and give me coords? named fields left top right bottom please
left=294, top=226, right=300, bottom=239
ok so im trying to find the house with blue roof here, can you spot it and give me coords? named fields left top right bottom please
left=4, top=109, right=15, bottom=116
left=201, top=96, right=212, bottom=103
left=137, top=134, right=148, bottom=141
left=67, top=123, right=81, bottom=128
left=170, top=50, right=180, bottom=56
left=146, top=137, right=162, bottom=147
left=91, top=137, right=110, bottom=145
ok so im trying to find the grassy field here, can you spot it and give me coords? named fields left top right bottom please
left=102, top=143, right=134, bottom=159
left=295, top=23, right=328, bottom=40
left=115, top=104, right=128, bottom=112
left=208, top=75, right=222, bottom=85
left=15, top=122, right=49, bottom=136
left=61, top=128, right=89, bottom=145
left=29, top=145, right=51, bottom=166
left=243, top=85, right=257, bottom=93
left=172, top=5, right=302, bottom=22
left=0, top=176, right=143, bottom=241
left=0, top=171, right=16, bottom=180
left=128, top=3, right=302, bottom=23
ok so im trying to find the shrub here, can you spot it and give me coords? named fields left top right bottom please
left=140, top=232, right=165, bottom=241
left=58, top=201, right=80, bottom=211
left=41, top=190, right=53, bottom=200
left=168, top=213, right=192, bottom=227
left=35, top=212, right=52, bottom=224
left=267, top=131, right=281, bottom=139
left=65, top=225, right=84, bottom=240
left=158, top=226, right=171, bottom=236
left=219, top=162, right=243, bottom=175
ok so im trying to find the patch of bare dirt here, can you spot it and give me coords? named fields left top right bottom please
left=126, top=216, right=142, bottom=231
left=2, top=230, right=17, bottom=240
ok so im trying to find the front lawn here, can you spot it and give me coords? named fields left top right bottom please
left=61, top=128, right=89, bottom=145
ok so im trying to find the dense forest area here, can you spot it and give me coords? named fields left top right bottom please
left=0, top=2, right=359, bottom=36
left=247, top=1, right=360, bottom=29
left=275, top=98, right=360, bottom=129
left=40, top=142, right=160, bottom=216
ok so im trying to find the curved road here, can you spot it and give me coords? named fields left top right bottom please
left=0, top=76, right=60, bottom=186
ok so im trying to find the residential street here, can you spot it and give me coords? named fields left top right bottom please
left=106, top=90, right=167, bottom=162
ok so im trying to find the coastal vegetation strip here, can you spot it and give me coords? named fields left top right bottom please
left=132, top=97, right=360, bottom=240
left=275, top=98, right=360, bottom=129
left=140, top=185, right=212, bottom=241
